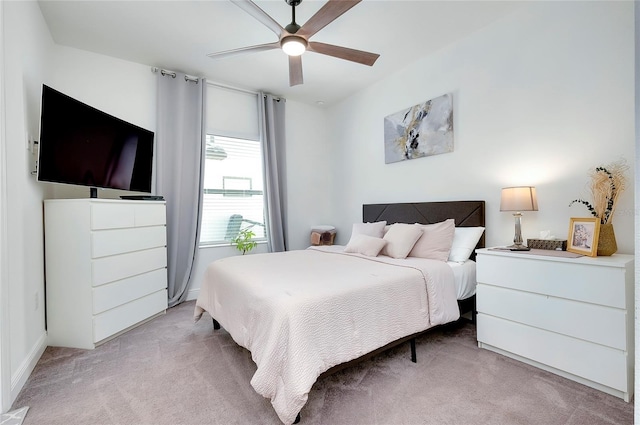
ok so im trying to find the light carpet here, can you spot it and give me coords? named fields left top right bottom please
left=11, top=301, right=633, bottom=424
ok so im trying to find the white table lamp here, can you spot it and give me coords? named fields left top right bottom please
left=500, top=186, right=538, bottom=251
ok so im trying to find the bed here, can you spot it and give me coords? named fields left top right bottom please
left=194, top=201, right=485, bottom=424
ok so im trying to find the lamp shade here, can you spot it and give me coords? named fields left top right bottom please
left=500, top=186, right=538, bottom=212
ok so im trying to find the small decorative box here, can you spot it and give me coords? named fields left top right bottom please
left=527, top=239, right=567, bottom=251
left=311, top=225, right=336, bottom=246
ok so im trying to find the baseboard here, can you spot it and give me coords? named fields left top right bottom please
left=10, top=331, right=47, bottom=405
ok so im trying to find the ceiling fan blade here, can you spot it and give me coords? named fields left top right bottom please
left=289, top=55, right=303, bottom=87
left=296, top=0, right=361, bottom=38
left=231, top=0, right=284, bottom=37
left=308, top=41, right=379, bottom=66
left=207, top=42, right=280, bottom=60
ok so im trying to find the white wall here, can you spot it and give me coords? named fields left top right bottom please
left=0, top=0, right=9, bottom=413
left=325, top=2, right=635, bottom=254
left=634, top=2, right=639, bottom=421
left=281, top=100, right=331, bottom=251
left=3, top=0, right=52, bottom=405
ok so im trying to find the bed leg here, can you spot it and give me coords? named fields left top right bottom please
left=410, top=338, right=416, bottom=363
left=471, top=296, right=477, bottom=324
left=293, top=412, right=301, bottom=424
left=212, top=318, right=220, bottom=330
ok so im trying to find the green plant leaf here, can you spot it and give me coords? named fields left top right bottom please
left=232, top=228, right=257, bottom=255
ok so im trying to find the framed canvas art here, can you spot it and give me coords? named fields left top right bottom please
left=383, top=93, right=453, bottom=164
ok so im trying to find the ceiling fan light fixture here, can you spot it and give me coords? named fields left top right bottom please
left=209, top=0, right=379, bottom=87
left=281, top=36, right=307, bottom=56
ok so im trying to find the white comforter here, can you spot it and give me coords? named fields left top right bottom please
left=194, top=246, right=460, bottom=424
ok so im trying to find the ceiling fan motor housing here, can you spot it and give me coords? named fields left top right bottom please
left=285, top=0, right=302, bottom=6
left=285, top=22, right=301, bottom=34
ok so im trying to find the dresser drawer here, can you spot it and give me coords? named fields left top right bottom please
left=477, top=284, right=627, bottom=350
left=91, top=202, right=135, bottom=230
left=476, top=254, right=626, bottom=309
left=92, top=247, right=167, bottom=286
left=477, top=314, right=628, bottom=392
left=134, top=203, right=166, bottom=227
left=91, top=201, right=166, bottom=230
left=93, top=289, right=167, bottom=343
left=91, top=226, right=166, bottom=258
left=93, top=268, right=167, bottom=314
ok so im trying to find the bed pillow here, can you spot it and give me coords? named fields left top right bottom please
left=409, top=219, right=455, bottom=262
left=381, top=223, right=423, bottom=259
left=344, top=234, right=387, bottom=257
left=350, top=221, right=387, bottom=238
left=448, top=226, right=485, bottom=262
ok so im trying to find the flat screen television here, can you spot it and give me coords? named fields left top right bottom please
left=37, top=85, right=154, bottom=196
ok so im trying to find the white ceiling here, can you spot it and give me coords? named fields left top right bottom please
left=37, top=0, right=522, bottom=106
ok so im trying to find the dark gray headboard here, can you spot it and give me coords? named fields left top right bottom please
left=362, top=201, right=485, bottom=259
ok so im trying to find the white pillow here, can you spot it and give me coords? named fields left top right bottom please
left=448, top=227, right=485, bottom=262
left=381, top=223, right=423, bottom=259
left=351, top=221, right=387, bottom=238
left=344, top=234, right=387, bottom=257
left=409, top=219, right=455, bottom=261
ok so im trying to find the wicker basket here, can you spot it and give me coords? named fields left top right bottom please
left=527, top=238, right=567, bottom=251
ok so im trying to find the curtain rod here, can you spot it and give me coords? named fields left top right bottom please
left=265, top=95, right=284, bottom=103
left=206, top=81, right=284, bottom=102
left=153, top=71, right=285, bottom=102
left=151, top=67, right=199, bottom=83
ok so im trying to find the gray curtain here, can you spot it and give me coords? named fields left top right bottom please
left=156, top=72, right=206, bottom=307
left=259, top=93, right=287, bottom=252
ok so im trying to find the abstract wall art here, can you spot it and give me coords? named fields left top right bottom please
left=383, top=93, right=453, bottom=164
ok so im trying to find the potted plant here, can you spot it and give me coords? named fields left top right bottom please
left=232, top=228, right=258, bottom=255
left=569, top=159, right=629, bottom=255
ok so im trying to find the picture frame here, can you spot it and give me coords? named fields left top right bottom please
left=567, top=217, right=600, bottom=257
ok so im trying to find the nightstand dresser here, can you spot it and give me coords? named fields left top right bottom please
left=475, top=248, right=634, bottom=402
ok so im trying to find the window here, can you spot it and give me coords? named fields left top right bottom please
left=200, top=135, right=265, bottom=245
left=199, top=83, right=264, bottom=246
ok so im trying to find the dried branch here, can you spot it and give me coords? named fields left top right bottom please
left=570, top=159, right=629, bottom=224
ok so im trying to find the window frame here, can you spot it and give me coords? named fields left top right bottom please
left=199, top=134, right=266, bottom=247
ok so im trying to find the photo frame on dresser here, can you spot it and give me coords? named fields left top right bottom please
left=567, top=217, right=600, bottom=257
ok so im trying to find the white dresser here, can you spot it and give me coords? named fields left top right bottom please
left=475, top=248, right=634, bottom=402
left=44, top=199, right=168, bottom=349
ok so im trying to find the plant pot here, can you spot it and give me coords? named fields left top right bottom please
left=597, top=223, right=617, bottom=256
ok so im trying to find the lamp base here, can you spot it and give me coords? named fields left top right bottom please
left=506, top=244, right=531, bottom=251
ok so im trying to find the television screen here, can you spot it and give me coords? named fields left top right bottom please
left=37, top=85, right=154, bottom=194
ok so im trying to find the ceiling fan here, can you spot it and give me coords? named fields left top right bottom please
left=207, top=0, right=380, bottom=87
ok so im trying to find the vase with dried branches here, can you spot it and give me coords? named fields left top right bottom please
left=569, top=159, right=629, bottom=255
